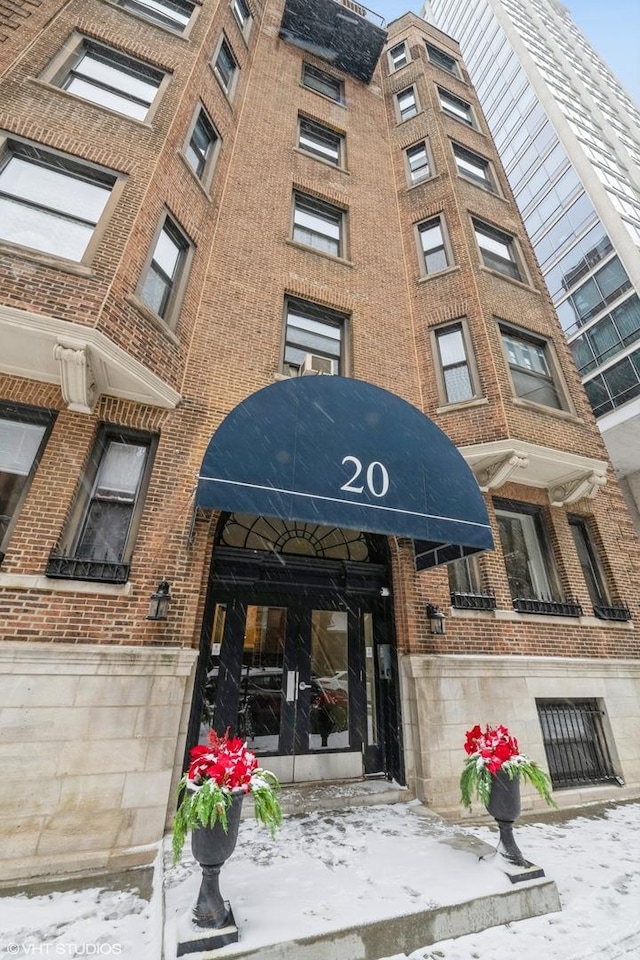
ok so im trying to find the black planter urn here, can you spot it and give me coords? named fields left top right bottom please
left=191, top=791, right=244, bottom=929
left=485, top=769, right=529, bottom=868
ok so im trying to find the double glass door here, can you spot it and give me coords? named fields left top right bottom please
left=201, top=595, right=382, bottom=783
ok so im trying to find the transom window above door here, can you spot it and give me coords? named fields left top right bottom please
left=218, top=513, right=374, bottom=560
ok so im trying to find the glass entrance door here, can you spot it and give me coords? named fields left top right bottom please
left=202, top=598, right=370, bottom=782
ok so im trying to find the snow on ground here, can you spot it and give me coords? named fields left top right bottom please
left=1, top=800, right=639, bottom=960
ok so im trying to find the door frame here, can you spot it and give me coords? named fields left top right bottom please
left=185, top=544, right=403, bottom=784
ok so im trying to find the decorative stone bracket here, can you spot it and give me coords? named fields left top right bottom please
left=548, top=471, right=607, bottom=506
left=460, top=439, right=609, bottom=507
left=474, top=451, right=530, bottom=491
left=53, top=339, right=98, bottom=414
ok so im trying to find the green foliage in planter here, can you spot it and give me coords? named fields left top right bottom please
left=460, top=757, right=557, bottom=812
left=172, top=770, right=282, bottom=864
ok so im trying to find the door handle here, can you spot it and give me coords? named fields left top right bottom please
left=298, top=681, right=312, bottom=691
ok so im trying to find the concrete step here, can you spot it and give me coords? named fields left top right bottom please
left=168, top=799, right=561, bottom=960
left=241, top=777, right=412, bottom=819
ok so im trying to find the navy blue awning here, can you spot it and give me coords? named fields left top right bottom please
left=196, top=376, right=493, bottom=570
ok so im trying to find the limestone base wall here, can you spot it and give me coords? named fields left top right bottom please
left=0, top=642, right=197, bottom=884
left=401, top=653, right=640, bottom=817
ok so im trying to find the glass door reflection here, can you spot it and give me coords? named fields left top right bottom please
left=309, top=610, right=349, bottom=750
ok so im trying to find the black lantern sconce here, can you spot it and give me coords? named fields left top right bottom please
left=426, top=603, right=446, bottom=635
left=147, top=579, right=172, bottom=621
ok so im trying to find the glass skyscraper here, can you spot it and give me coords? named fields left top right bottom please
left=424, top=0, right=640, bottom=523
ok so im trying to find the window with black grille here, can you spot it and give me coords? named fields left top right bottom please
left=536, top=699, right=617, bottom=788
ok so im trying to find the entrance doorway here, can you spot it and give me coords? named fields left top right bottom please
left=188, top=514, right=401, bottom=784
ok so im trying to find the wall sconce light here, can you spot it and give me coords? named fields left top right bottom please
left=147, top=579, right=172, bottom=621
left=426, top=603, right=446, bottom=635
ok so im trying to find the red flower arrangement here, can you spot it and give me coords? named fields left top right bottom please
left=172, top=729, right=282, bottom=862
left=460, top=723, right=555, bottom=810
left=188, top=730, right=257, bottom=791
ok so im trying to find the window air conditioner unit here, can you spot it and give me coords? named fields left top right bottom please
left=300, top=353, right=337, bottom=376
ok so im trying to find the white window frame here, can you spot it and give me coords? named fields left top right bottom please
left=388, top=41, right=408, bottom=71
left=426, top=42, right=460, bottom=78
left=301, top=63, right=344, bottom=104
left=0, top=403, right=55, bottom=558
left=139, top=213, right=192, bottom=327
left=43, top=35, right=168, bottom=123
left=297, top=116, right=343, bottom=167
left=292, top=192, right=344, bottom=258
left=117, top=0, right=197, bottom=34
left=0, top=136, right=122, bottom=265
left=432, top=321, right=479, bottom=405
left=231, top=0, right=252, bottom=39
left=416, top=215, right=450, bottom=275
left=405, top=140, right=431, bottom=185
left=50, top=425, right=157, bottom=581
left=495, top=504, right=555, bottom=601
left=499, top=324, right=570, bottom=411
left=438, top=87, right=475, bottom=127
left=396, top=86, right=418, bottom=123
left=282, top=297, right=346, bottom=377
left=213, top=35, right=239, bottom=99
left=453, top=142, right=496, bottom=192
left=473, top=219, right=525, bottom=282
left=183, top=105, right=221, bottom=187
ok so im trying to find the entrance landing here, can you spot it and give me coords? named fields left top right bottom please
left=165, top=800, right=560, bottom=960
left=242, top=777, right=412, bottom=818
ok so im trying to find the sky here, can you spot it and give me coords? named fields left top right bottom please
left=374, top=0, right=640, bottom=106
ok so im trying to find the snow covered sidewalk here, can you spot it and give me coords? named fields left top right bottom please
left=0, top=798, right=639, bottom=959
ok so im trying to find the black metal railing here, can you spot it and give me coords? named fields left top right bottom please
left=537, top=699, right=618, bottom=788
left=513, top=597, right=583, bottom=617
left=450, top=590, right=497, bottom=611
left=45, top=555, right=130, bottom=584
left=593, top=602, right=632, bottom=622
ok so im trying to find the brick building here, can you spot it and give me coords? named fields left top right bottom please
left=1, top=0, right=639, bottom=883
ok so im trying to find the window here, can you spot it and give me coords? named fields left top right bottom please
left=388, top=41, right=408, bottom=71
left=501, top=328, right=563, bottom=409
left=53, top=39, right=166, bottom=121
left=118, top=0, right=195, bottom=32
left=405, top=141, right=430, bottom=184
left=232, top=0, right=251, bottom=36
left=453, top=143, right=495, bottom=192
left=184, top=107, right=219, bottom=183
left=439, top=88, right=474, bottom=126
left=140, top=215, right=191, bottom=323
left=473, top=220, right=524, bottom=282
left=568, top=517, right=608, bottom=608
left=292, top=193, right=344, bottom=258
left=283, top=298, right=345, bottom=377
left=397, top=87, right=418, bottom=122
left=46, top=427, right=156, bottom=583
left=448, top=556, right=479, bottom=593
left=434, top=322, right=476, bottom=403
left=302, top=63, right=344, bottom=104
left=495, top=502, right=557, bottom=602
left=298, top=117, right=343, bottom=166
left=417, top=216, right=449, bottom=274
left=0, top=140, right=117, bottom=262
left=0, top=403, right=55, bottom=560
left=537, top=700, right=617, bottom=788
left=213, top=37, right=238, bottom=96
left=426, top=42, right=459, bottom=76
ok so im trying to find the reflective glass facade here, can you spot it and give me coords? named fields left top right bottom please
left=425, top=0, right=640, bottom=419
